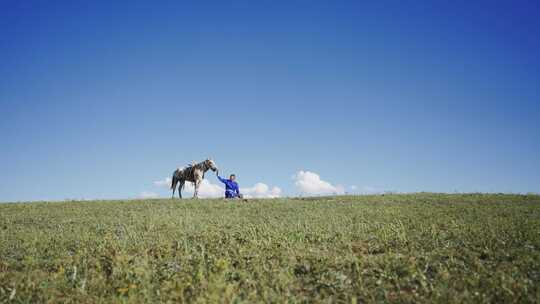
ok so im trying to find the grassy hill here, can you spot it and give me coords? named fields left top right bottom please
left=1, top=193, right=539, bottom=303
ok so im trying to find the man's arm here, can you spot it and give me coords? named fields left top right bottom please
left=216, top=175, right=229, bottom=185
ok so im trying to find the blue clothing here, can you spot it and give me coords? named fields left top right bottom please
left=217, top=176, right=240, bottom=198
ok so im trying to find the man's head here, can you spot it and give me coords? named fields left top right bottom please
left=230, top=174, right=236, bottom=181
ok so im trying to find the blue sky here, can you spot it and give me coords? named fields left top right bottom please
left=1, top=0, right=539, bottom=201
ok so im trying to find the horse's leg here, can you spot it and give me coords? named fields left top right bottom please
left=192, top=169, right=203, bottom=199
left=171, top=172, right=178, bottom=199
left=193, top=179, right=199, bottom=199
left=179, top=180, right=184, bottom=199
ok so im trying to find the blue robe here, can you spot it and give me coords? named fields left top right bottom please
left=217, top=176, right=241, bottom=198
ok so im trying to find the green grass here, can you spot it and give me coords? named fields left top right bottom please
left=1, top=193, right=539, bottom=303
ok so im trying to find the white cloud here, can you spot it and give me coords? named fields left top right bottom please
left=183, top=179, right=223, bottom=198
left=241, top=183, right=282, bottom=198
left=155, top=177, right=224, bottom=198
left=139, top=191, right=159, bottom=199
left=154, top=177, right=172, bottom=188
left=154, top=176, right=281, bottom=199
left=293, top=171, right=345, bottom=195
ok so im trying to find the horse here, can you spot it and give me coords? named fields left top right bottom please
left=170, top=159, right=218, bottom=199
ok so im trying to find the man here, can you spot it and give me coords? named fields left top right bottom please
left=216, top=172, right=243, bottom=199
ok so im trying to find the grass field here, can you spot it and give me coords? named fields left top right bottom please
left=1, top=193, right=539, bottom=303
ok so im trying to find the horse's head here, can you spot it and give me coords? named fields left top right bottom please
left=205, top=159, right=218, bottom=172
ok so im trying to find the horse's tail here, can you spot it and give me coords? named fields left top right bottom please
left=171, top=169, right=179, bottom=190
